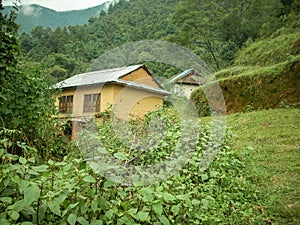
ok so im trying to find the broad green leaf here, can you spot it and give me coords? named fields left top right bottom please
left=99, top=197, right=110, bottom=210
left=91, top=220, right=103, bottom=225
left=83, top=175, right=96, bottom=183
left=77, top=216, right=89, bottom=225
left=19, top=180, right=30, bottom=193
left=67, top=213, right=77, bottom=225
left=114, top=152, right=128, bottom=161
left=19, top=156, right=27, bottom=165
left=104, top=180, right=117, bottom=188
left=176, top=194, right=189, bottom=201
left=81, top=203, right=88, bottom=214
left=163, top=193, right=175, bottom=202
left=171, top=204, right=180, bottom=216
left=192, top=199, right=200, bottom=205
left=137, top=211, right=149, bottom=222
left=55, top=193, right=68, bottom=205
left=71, top=202, right=80, bottom=209
left=32, top=165, right=49, bottom=172
left=210, top=170, right=218, bottom=177
left=159, top=215, right=170, bottom=225
left=91, top=200, right=98, bottom=213
left=22, top=205, right=35, bottom=219
left=139, top=188, right=154, bottom=202
left=24, top=185, right=40, bottom=205
left=28, top=169, right=39, bottom=175
left=128, top=208, right=138, bottom=216
left=0, top=197, right=12, bottom=204
left=63, top=164, right=72, bottom=172
left=48, top=200, right=61, bottom=216
left=0, top=218, right=10, bottom=225
left=11, top=200, right=26, bottom=212
left=152, top=203, right=163, bottom=216
left=201, top=173, right=209, bottom=181
left=54, top=161, right=67, bottom=166
left=21, top=222, right=34, bottom=225
left=38, top=202, right=47, bottom=224
left=48, top=159, right=54, bottom=165
left=74, top=158, right=82, bottom=164
left=105, top=209, right=114, bottom=220
left=9, top=210, right=19, bottom=220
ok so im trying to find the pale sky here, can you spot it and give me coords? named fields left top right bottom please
left=3, top=0, right=110, bottom=11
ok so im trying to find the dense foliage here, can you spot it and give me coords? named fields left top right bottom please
left=1, top=108, right=267, bottom=224
left=190, top=5, right=300, bottom=115
left=0, top=2, right=68, bottom=157
left=17, top=0, right=298, bottom=81
left=19, top=0, right=179, bottom=80
left=1, top=0, right=299, bottom=224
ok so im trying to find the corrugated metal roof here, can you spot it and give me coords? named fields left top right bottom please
left=169, top=69, right=193, bottom=83
left=116, top=79, right=170, bottom=95
left=54, top=64, right=170, bottom=96
left=169, top=68, right=205, bottom=85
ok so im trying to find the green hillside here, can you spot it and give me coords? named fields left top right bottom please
left=16, top=0, right=298, bottom=81
left=191, top=9, right=300, bottom=115
left=3, top=3, right=110, bottom=33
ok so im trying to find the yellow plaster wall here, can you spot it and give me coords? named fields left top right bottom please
left=57, top=83, right=163, bottom=120
left=131, top=96, right=163, bottom=118
left=121, top=67, right=160, bottom=88
left=111, top=84, right=163, bottom=119
left=57, top=85, right=105, bottom=118
left=57, top=83, right=164, bottom=140
left=74, top=85, right=103, bottom=117
left=100, top=84, right=114, bottom=112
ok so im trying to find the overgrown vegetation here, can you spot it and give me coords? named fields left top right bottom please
left=0, top=108, right=268, bottom=224
left=0, top=2, right=69, bottom=158
left=191, top=57, right=300, bottom=114
left=1, top=0, right=299, bottom=224
left=191, top=5, right=300, bottom=115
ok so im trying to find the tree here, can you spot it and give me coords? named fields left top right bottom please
left=0, top=2, right=66, bottom=157
left=174, top=0, right=226, bottom=70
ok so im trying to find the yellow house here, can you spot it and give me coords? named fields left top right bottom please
left=54, top=64, right=170, bottom=139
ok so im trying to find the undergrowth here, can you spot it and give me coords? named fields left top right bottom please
left=0, top=108, right=267, bottom=224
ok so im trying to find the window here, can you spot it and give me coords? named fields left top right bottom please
left=59, top=95, right=73, bottom=113
left=84, top=94, right=100, bottom=113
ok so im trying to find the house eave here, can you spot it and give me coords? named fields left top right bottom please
left=55, top=80, right=170, bottom=96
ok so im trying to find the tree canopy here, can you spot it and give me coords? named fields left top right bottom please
left=16, top=0, right=297, bottom=81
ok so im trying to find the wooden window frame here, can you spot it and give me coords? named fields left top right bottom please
left=83, top=93, right=100, bottom=113
left=59, top=95, right=73, bottom=113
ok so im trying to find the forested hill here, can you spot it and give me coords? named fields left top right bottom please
left=3, top=3, right=111, bottom=33
left=19, top=0, right=179, bottom=80
left=16, top=0, right=298, bottom=81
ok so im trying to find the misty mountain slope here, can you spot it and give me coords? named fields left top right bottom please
left=3, top=3, right=110, bottom=33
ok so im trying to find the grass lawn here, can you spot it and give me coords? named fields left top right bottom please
left=226, top=108, right=300, bottom=224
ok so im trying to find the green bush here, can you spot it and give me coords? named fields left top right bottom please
left=0, top=108, right=267, bottom=224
